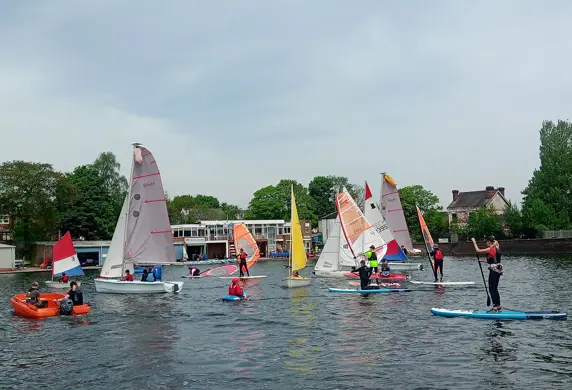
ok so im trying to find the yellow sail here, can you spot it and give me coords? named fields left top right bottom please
left=290, top=187, right=307, bottom=272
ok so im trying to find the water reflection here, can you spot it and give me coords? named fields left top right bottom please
left=284, top=288, right=318, bottom=374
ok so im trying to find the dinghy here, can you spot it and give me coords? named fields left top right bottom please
left=284, top=186, right=311, bottom=288
left=10, top=293, right=90, bottom=319
left=94, top=143, right=183, bottom=294
left=45, top=232, right=83, bottom=289
left=313, top=219, right=361, bottom=278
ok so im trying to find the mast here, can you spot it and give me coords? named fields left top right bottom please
left=289, top=185, right=293, bottom=277
left=362, top=181, right=366, bottom=263
left=121, top=143, right=137, bottom=277
left=417, top=205, right=435, bottom=275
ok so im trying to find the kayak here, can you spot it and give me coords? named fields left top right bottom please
left=410, top=281, right=475, bottom=286
left=219, top=276, right=267, bottom=280
left=222, top=292, right=249, bottom=302
left=329, top=288, right=411, bottom=294
left=349, top=281, right=401, bottom=288
left=10, top=293, right=91, bottom=319
left=343, top=273, right=407, bottom=280
left=430, top=307, right=568, bottom=320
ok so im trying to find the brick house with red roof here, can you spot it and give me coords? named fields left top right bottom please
left=446, top=186, right=509, bottom=226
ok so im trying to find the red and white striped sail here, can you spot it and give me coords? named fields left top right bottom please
left=336, top=187, right=387, bottom=262
left=52, top=232, right=84, bottom=277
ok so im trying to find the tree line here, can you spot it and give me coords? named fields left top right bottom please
left=1, top=119, right=568, bottom=257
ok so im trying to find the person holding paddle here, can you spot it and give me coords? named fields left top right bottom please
left=471, top=237, right=503, bottom=312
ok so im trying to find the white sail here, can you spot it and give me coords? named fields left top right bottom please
left=314, top=219, right=356, bottom=272
left=100, top=196, right=133, bottom=278
left=380, top=173, right=413, bottom=250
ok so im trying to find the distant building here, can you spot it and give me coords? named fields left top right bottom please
left=0, top=214, right=11, bottom=242
left=446, top=186, right=509, bottom=226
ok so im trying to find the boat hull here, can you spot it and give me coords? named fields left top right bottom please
left=343, top=273, right=407, bottom=281
left=94, top=278, right=183, bottom=293
left=431, top=307, right=568, bottom=320
left=10, top=293, right=90, bottom=319
left=45, top=281, right=82, bottom=289
left=386, top=262, right=423, bottom=271
left=313, top=270, right=347, bottom=278
left=283, top=277, right=311, bottom=288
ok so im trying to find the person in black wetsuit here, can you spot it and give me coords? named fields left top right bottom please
left=472, top=236, right=503, bottom=312
left=141, top=268, right=149, bottom=282
left=352, top=260, right=371, bottom=290
left=400, top=245, right=409, bottom=256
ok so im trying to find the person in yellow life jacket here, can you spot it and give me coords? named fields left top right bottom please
left=365, top=245, right=378, bottom=276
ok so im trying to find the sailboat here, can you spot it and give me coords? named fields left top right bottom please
left=45, top=232, right=84, bottom=289
left=379, top=173, right=421, bottom=255
left=363, top=181, right=423, bottom=271
left=220, top=222, right=266, bottom=279
left=313, top=218, right=364, bottom=278
left=284, top=186, right=311, bottom=288
left=409, top=206, right=474, bottom=286
left=94, top=143, right=184, bottom=294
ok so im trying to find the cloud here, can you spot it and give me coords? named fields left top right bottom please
left=1, top=0, right=572, bottom=209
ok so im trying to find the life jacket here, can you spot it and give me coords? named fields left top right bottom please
left=434, top=249, right=444, bottom=261
left=240, top=252, right=247, bottom=261
left=229, top=284, right=242, bottom=296
left=366, top=251, right=378, bottom=267
left=61, top=275, right=69, bottom=283
left=488, top=245, right=497, bottom=263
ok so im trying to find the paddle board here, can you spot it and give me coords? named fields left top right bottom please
left=343, top=273, right=407, bottom=280
left=410, top=281, right=475, bottom=286
left=222, top=292, right=249, bottom=302
left=329, top=288, right=410, bottom=294
left=430, top=307, right=567, bottom=320
left=349, top=281, right=401, bottom=288
left=219, top=276, right=267, bottom=279
left=182, top=275, right=203, bottom=278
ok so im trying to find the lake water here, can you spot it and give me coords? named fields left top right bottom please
left=1, top=256, right=572, bottom=389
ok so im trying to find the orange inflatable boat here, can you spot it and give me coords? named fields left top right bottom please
left=10, top=293, right=91, bottom=319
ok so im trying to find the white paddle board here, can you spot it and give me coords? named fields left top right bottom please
left=219, top=275, right=267, bottom=279
left=409, top=281, right=475, bottom=286
left=181, top=275, right=203, bottom=278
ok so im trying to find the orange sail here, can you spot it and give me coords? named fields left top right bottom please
left=416, top=206, right=435, bottom=271
left=233, top=222, right=260, bottom=270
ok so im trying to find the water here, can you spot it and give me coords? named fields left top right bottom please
left=1, top=257, right=572, bottom=389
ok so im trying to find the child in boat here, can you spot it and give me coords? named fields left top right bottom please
left=292, top=271, right=300, bottom=277
left=228, top=278, right=245, bottom=298
left=122, top=270, right=134, bottom=282
left=58, top=272, right=69, bottom=283
left=380, top=259, right=390, bottom=277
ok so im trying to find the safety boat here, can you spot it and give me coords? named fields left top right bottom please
left=94, top=143, right=183, bottom=294
left=10, top=293, right=90, bottom=319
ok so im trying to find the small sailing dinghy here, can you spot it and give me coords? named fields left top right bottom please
left=220, top=222, right=266, bottom=280
left=45, top=232, right=83, bottom=289
left=430, top=308, right=567, bottom=320
left=349, top=281, right=401, bottom=288
left=94, top=143, right=183, bottom=294
left=284, top=186, right=311, bottom=288
left=363, top=181, right=422, bottom=271
left=409, top=206, right=474, bottom=287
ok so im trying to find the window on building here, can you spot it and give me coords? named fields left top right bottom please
left=451, top=213, right=458, bottom=223
left=278, top=227, right=284, bottom=235
left=191, top=227, right=198, bottom=237
left=255, top=225, right=263, bottom=235
left=183, top=229, right=191, bottom=237
left=305, top=222, right=310, bottom=233
left=285, top=226, right=290, bottom=234
left=0, top=215, right=9, bottom=224
left=173, top=230, right=180, bottom=237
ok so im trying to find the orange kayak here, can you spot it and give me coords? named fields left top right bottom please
left=10, top=293, right=91, bottom=319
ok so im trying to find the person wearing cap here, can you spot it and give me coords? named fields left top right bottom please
left=25, top=281, right=47, bottom=308
left=228, top=278, right=245, bottom=298
left=429, top=244, right=445, bottom=282
left=365, top=245, right=378, bottom=277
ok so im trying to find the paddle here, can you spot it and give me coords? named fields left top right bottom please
left=475, top=251, right=491, bottom=307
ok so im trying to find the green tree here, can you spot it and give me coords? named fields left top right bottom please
left=522, top=120, right=572, bottom=231
left=221, top=202, right=242, bottom=219
left=167, top=194, right=241, bottom=224
left=0, top=161, right=64, bottom=259
left=398, top=185, right=447, bottom=241
left=92, top=152, right=128, bottom=217
left=246, top=180, right=315, bottom=222
left=308, top=175, right=363, bottom=219
left=465, top=207, right=503, bottom=240
left=59, top=165, right=117, bottom=240
left=503, top=201, right=524, bottom=238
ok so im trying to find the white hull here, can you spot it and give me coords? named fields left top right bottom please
left=409, top=281, right=475, bottom=286
left=45, top=281, right=81, bottom=289
left=313, top=269, right=347, bottom=278
left=388, top=262, right=423, bottom=271
left=94, top=278, right=183, bottom=293
left=283, top=277, right=311, bottom=288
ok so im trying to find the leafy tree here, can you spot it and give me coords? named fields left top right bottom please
left=503, top=202, right=524, bottom=238
left=308, top=175, right=363, bottom=219
left=398, top=185, right=448, bottom=241
left=522, top=120, right=572, bottom=231
left=221, top=202, right=242, bottom=219
left=0, top=161, right=64, bottom=258
left=92, top=152, right=128, bottom=217
left=58, top=165, right=117, bottom=240
left=167, top=194, right=241, bottom=224
left=193, top=195, right=220, bottom=209
left=246, top=180, right=315, bottom=222
left=465, top=207, right=503, bottom=240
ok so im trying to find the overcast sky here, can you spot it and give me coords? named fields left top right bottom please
left=1, top=0, right=571, bottom=209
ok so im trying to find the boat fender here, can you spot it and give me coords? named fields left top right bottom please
left=59, top=299, right=74, bottom=316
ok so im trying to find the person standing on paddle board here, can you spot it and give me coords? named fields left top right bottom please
left=430, top=245, right=445, bottom=282
left=365, top=245, right=378, bottom=276
left=238, top=248, right=250, bottom=277
left=490, top=235, right=502, bottom=263
left=352, top=260, right=371, bottom=290
left=472, top=237, right=503, bottom=312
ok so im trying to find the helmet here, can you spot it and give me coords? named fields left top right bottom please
left=232, top=278, right=239, bottom=284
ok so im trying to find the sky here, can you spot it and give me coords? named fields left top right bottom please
left=1, top=0, right=571, bottom=209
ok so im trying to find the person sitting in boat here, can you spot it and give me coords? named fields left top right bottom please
left=292, top=270, right=300, bottom=278
left=365, top=245, right=378, bottom=276
left=141, top=268, right=149, bottom=282
left=152, top=265, right=162, bottom=281
left=27, top=281, right=39, bottom=297
left=352, top=260, right=371, bottom=290
left=430, top=244, right=445, bottom=282
left=54, top=281, right=84, bottom=306
left=238, top=248, right=250, bottom=277
left=380, top=259, right=391, bottom=277
left=122, top=270, right=134, bottom=282
left=188, top=266, right=200, bottom=276
left=26, top=282, right=47, bottom=308
left=58, top=272, right=69, bottom=283
left=400, top=245, right=409, bottom=256
left=228, top=278, right=245, bottom=298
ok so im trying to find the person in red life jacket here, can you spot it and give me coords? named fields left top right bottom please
left=430, top=245, right=445, bottom=282
left=472, top=236, right=503, bottom=312
left=122, top=269, right=134, bottom=282
left=58, top=272, right=69, bottom=283
left=238, top=248, right=250, bottom=277
left=188, top=266, right=200, bottom=276
left=228, top=278, right=246, bottom=298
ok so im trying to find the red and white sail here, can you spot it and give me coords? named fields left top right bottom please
left=52, top=232, right=84, bottom=277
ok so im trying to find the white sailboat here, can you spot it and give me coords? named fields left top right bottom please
left=313, top=217, right=360, bottom=278
left=363, top=181, right=423, bottom=271
left=45, top=232, right=84, bottom=288
left=284, top=186, right=311, bottom=288
left=94, top=143, right=183, bottom=294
